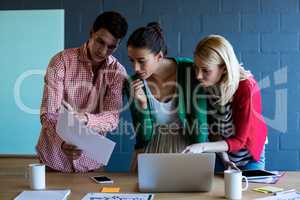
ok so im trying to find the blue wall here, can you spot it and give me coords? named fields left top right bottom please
left=1, top=0, right=299, bottom=171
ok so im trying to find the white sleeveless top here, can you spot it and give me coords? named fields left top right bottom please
left=144, top=81, right=180, bottom=125
left=143, top=80, right=189, bottom=153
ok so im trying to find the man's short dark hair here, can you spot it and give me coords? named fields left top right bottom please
left=92, top=11, right=128, bottom=39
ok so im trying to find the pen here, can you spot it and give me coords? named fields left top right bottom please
left=274, top=189, right=296, bottom=196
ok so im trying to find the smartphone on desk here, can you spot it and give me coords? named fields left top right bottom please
left=90, top=176, right=113, bottom=184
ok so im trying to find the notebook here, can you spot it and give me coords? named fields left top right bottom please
left=14, top=190, right=71, bottom=200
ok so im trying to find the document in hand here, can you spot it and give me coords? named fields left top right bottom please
left=56, top=105, right=115, bottom=165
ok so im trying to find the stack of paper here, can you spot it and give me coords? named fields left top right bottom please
left=81, top=193, right=154, bottom=200
left=56, top=105, right=115, bottom=165
left=14, top=190, right=71, bottom=200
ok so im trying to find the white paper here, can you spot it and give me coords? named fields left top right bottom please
left=81, top=193, right=154, bottom=200
left=56, top=105, right=115, bottom=165
left=255, top=192, right=300, bottom=200
left=14, top=190, right=71, bottom=200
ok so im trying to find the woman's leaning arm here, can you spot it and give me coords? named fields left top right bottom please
left=202, top=140, right=229, bottom=152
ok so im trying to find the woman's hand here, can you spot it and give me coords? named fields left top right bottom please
left=218, top=152, right=240, bottom=171
left=182, top=143, right=205, bottom=154
left=61, top=142, right=82, bottom=160
left=223, top=160, right=240, bottom=171
left=131, top=79, right=148, bottom=109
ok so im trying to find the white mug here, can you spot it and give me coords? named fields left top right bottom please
left=224, top=169, right=248, bottom=200
left=28, top=164, right=46, bottom=190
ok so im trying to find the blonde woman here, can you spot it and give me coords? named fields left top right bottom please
left=183, top=35, right=268, bottom=170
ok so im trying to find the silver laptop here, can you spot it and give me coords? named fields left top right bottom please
left=138, top=153, right=216, bottom=192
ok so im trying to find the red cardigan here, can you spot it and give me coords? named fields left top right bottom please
left=225, top=77, right=268, bottom=161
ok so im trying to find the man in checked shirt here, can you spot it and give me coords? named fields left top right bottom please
left=36, top=11, right=128, bottom=172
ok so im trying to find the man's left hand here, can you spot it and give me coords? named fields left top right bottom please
left=74, top=113, right=88, bottom=124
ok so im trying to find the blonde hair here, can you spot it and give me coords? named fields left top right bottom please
left=194, top=35, right=252, bottom=105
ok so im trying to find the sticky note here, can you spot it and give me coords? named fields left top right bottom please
left=101, top=187, right=120, bottom=193
left=253, top=186, right=283, bottom=194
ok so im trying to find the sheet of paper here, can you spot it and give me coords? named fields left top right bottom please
left=56, top=105, right=115, bottom=165
left=14, top=190, right=71, bottom=200
left=255, top=192, right=300, bottom=200
left=81, top=193, right=154, bottom=200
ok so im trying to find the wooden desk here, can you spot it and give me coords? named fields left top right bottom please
left=1, top=158, right=300, bottom=200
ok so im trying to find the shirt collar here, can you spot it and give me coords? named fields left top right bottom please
left=78, top=42, right=114, bottom=67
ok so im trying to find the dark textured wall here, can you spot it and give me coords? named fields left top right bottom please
left=1, top=0, right=300, bottom=171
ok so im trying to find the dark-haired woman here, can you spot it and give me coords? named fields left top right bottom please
left=124, top=23, right=207, bottom=172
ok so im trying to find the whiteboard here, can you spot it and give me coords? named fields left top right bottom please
left=0, top=10, right=64, bottom=154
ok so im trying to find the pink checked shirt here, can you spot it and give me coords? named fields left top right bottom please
left=36, top=43, right=127, bottom=172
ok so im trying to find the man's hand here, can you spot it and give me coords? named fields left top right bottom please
left=74, top=113, right=88, bottom=124
left=61, top=142, right=82, bottom=160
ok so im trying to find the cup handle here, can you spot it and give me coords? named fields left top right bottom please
left=242, top=176, right=248, bottom=191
